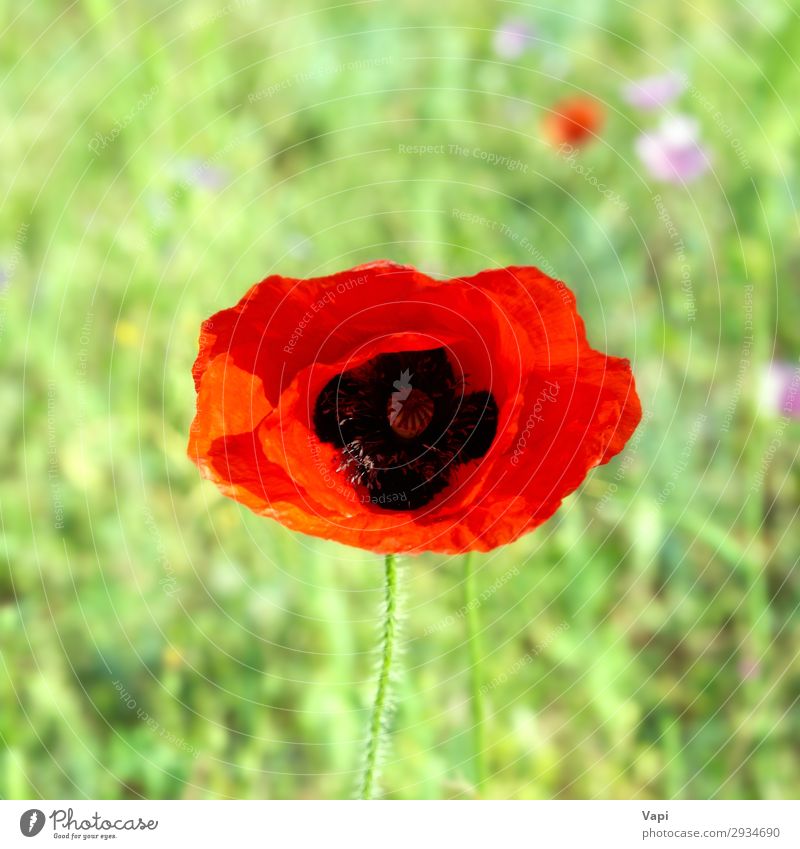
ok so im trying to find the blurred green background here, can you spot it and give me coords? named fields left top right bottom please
left=1, top=0, right=799, bottom=800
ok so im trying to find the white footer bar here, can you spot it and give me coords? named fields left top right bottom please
left=2, top=800, right=798, bottom=848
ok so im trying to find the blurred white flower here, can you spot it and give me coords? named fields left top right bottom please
left=635, top=115, right=710, bottom=182
left=760, top=360, right=800, bottom=419
left=623, top=72, right=687, bottom=110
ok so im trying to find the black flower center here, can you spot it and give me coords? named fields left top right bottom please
left=313, top=348, right=498, bottom=510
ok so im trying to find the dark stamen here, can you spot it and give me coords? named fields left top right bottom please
left=313, top=348, right=498, bottom=511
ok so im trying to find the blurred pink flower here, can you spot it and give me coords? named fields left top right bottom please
left=635, top=116, right=710, bottom=182
left=737, top=655, right=761, bottom=681
left=761, top=361, right=800, bottom=419
left=623, top=72, right=687, bottom=110
left=492, top=18, right=536, bottom=59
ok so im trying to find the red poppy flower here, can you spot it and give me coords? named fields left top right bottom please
left=188, top=261, right=641, bottom=554
left=544, top=96, right=604, bottom=147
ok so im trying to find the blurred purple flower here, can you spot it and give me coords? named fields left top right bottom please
left=492, top=18, right=536, bottom=60
left=635, top=116, right=710, bottom=183
left=176, top=158, right=231, bottom=191
left=761, top=361, right=800, bottom=419
left=623, top=72, right=687, bottom=110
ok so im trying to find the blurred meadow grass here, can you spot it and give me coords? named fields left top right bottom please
left=1, top=0, right=799, bottom=799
